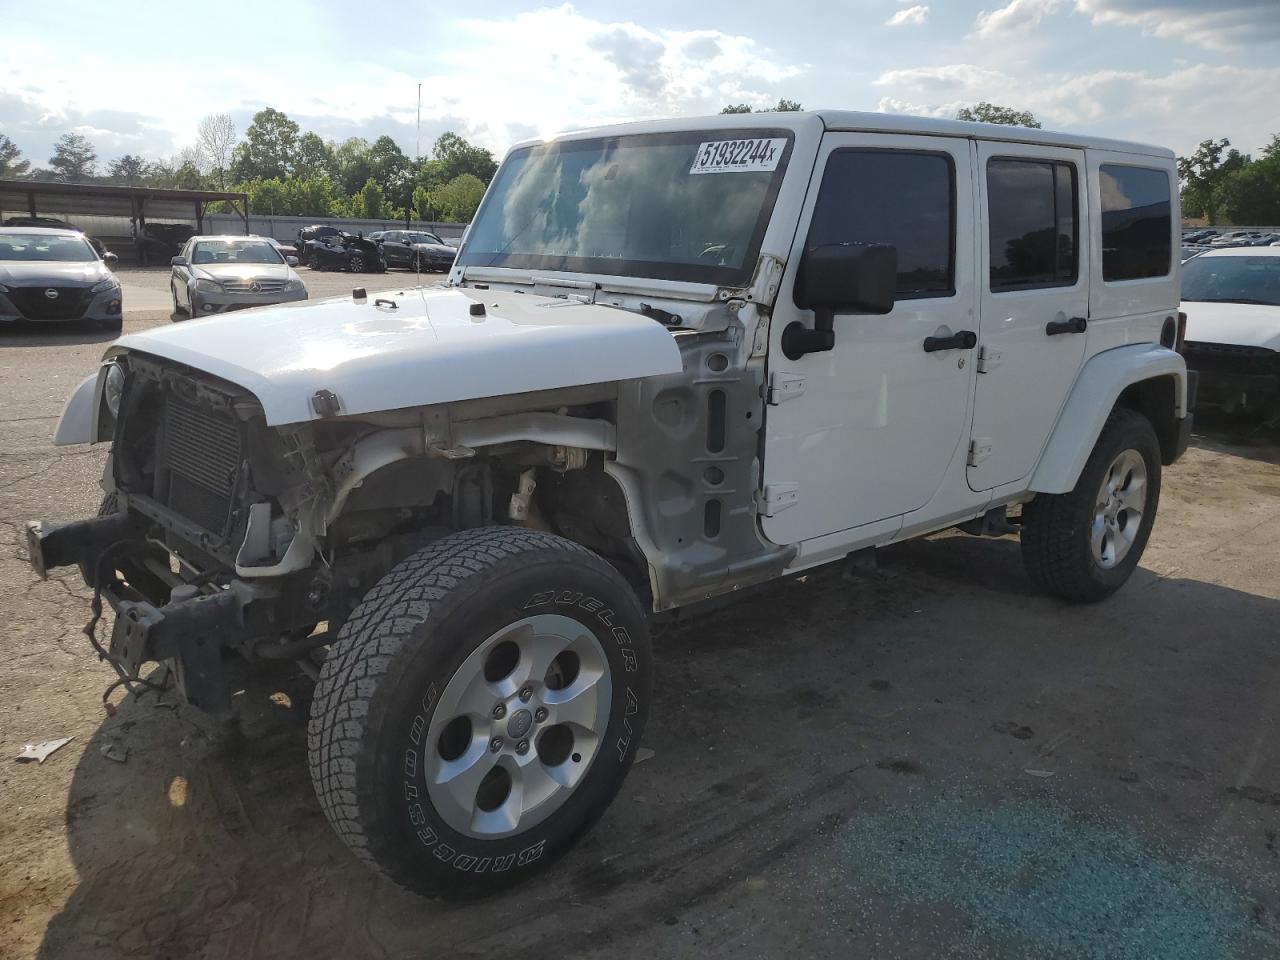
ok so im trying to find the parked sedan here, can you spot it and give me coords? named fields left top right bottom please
left=170, top=235, right=307, bottom=319
left=0, top=227, right=122, bottom=332
left=1181, top=246, right=1280, bottom=414
left=377, top=229, right=456, bottom=271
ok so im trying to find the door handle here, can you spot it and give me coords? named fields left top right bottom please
left=1046, top=316, right=1088, bottom=336
left=922, top=330, right=977, bottom=353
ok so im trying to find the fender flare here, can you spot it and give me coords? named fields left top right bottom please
left=1029, top=344, right=1188, bottom=495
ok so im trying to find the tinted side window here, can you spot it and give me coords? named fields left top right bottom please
left=988, top=159, right=1078, bottom=291
left=804, top=150, right=955, bottom=300
left=1100, top=165, right=1171, bottom=281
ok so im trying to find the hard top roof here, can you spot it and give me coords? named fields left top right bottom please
left=519, top=109, right=1173, bottom=160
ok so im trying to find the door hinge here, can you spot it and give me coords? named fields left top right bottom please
left=967, top=438, right=993, bottom=466
left=766, top=372, right=806, bottom=405
left=976, top=346, right=1002, bottom=374
left=759, top=482, right=799, bottom=516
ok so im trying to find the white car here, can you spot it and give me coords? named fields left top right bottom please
left=169, top=235, right=307, bottom=319
left=1180, top=246, right=1280, bottom=412
left=31, top=110, right=1191, bottom=898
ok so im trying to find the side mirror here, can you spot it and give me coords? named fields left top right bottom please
left=286, top=255, right=299, bottom=267
left=784, top=243, right=897, bottom=360
left=103, top=252, right=119, bottom=266
left=170, top=256, right=188, bottom=267
left=402, top=239, right=412, bottom=246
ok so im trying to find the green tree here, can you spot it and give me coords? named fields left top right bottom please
left=956, top=102, right=1040, bottom=128
left=353, top=178, right=390, bottom=219
left=333, top=137, right=373, bottom=195
left=106, top=154, right=148, bottom=185
left=719, top=99, right=802, bottom=114
left=432, top=132, right=498, bottom=184
left=230, top=108, right=300, bottom=181
left=412, top=183, right=440, bottom=221
left=284, top=174, right=338, bottom=216
left=1217, top=134, right=1280, bottom=225
left=1178, top=138, right=1250, bottom=225
left=241, top=177, right=291, bottom=215
left=0, top=134, right=30, bottom=177
left=434, top=173, right=486, bottom=222
left=294, top=132, right=335, bottom=180
left=49, top=133, right=98, bottom=181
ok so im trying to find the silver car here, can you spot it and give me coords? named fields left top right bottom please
left=0, top=227, right=122, bottom=331
left=170, top=235, right=307, bottom=319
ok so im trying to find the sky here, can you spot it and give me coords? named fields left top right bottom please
left=2, top=0, right=1278, bottom=171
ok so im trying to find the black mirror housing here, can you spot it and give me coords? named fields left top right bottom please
left=784, top=242, right=897, bottom=360
left=797, top=242, right=896, bottom=315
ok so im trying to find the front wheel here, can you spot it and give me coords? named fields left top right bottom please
left=1020, top=407, right=1162, bottom=602
left=308, top=527, right=651, bottom=898
left=347, top=252, right=364, bottom=273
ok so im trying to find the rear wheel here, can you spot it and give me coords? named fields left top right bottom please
left=1020, top=408, right=1162, bottom=602
left=308, top=527, right=651, bottom=898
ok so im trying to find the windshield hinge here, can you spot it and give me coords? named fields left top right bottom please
left=532, top=276, right=597, bottom=303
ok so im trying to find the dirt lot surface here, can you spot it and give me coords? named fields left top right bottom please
left=1, top=285, right=1278, bottom=959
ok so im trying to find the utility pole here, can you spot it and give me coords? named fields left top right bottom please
left=410, top=82, right=421, bottom=228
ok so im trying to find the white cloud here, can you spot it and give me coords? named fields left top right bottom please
left=886, top=5, right=929, bottom=27
left=974, top=0, right=1065, bottom=37
left=1075, top=0, right=1280, bottom=51
left=871, top=59, right=1280, bottom=155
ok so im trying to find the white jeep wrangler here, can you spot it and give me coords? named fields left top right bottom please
left=28, top=110, right=1193, bottom=897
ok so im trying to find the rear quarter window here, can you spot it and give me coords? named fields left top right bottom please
left=1100, top=165, right=1172, bottom=281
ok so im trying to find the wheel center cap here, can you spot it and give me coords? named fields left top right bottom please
left=507, top=708, right=533, bottom=739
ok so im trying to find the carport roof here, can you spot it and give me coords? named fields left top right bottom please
left=0, top=179, right=247, bottom=223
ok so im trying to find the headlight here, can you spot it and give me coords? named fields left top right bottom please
left=195, top=278, right=223, bottom=293
left=103, top=362, right=126, bottom=418
left=90, top=277, right=119, bottom=294
left=284, top=278, right=304, bottom=291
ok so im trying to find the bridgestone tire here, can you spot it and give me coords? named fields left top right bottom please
left=1020, top=408, right=1162, bottom=603
left=307, top=526, right=651, bottom=898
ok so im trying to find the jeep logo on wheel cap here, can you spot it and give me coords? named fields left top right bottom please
left=44, top=289, right=58, bottom=299
left=506, top=708, right=533, bottom=739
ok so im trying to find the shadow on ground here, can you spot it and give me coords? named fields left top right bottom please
left=37, top=544, right=1280, bottom=959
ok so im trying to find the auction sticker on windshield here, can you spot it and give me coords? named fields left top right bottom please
left=689, top=138, right=787, bottom=175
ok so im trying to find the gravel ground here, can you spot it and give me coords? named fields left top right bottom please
left=0, top=296, right=1277, bottom=960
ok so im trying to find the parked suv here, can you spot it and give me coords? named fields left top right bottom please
left=28, top=111, right=1191, bottom=899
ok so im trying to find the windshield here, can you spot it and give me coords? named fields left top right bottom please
left=457, top=129, right=794, bottom=286
left=0, top=233, right=97, bottom=262
left=191, top=239, right=284, bottom=265
left=1182, top=255, right=1280, bottom=307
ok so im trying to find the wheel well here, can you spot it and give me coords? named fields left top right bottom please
left=1116, top=375, right=1180, bottom=465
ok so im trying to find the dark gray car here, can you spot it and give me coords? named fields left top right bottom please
left=0, top=228, right=122, bottom=331
left=378, top=229, right=457, bottom=272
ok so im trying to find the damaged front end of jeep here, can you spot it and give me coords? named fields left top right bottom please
left=28, top=350, right=629, bottom=717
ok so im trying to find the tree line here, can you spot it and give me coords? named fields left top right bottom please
left=0, top=108, right=498, bottom=223
left=4, top=101, right=1279, bottom=226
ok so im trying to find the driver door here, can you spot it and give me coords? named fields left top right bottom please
left=761, top=134, right=977, bottom=546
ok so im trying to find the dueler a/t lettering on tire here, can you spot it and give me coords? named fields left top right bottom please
left=1020, top=408, right=1162, bottom=603
left=307, top=527, right=651, bottom=897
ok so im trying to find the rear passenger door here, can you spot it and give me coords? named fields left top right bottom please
left=761, top=134, right=977, bottom=546
left=968, top=143, right=1088, bottom=491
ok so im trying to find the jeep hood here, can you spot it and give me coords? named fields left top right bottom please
left=113, top=286, right=683, bottom=425
left=1182, top=300, right=1280, bottom=351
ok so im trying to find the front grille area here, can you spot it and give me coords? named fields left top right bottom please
left=161, top=396, right=242, bottom=534
left=7, top=286, right=93, bottom=320
left=220, top=277, right=286, bottom=293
